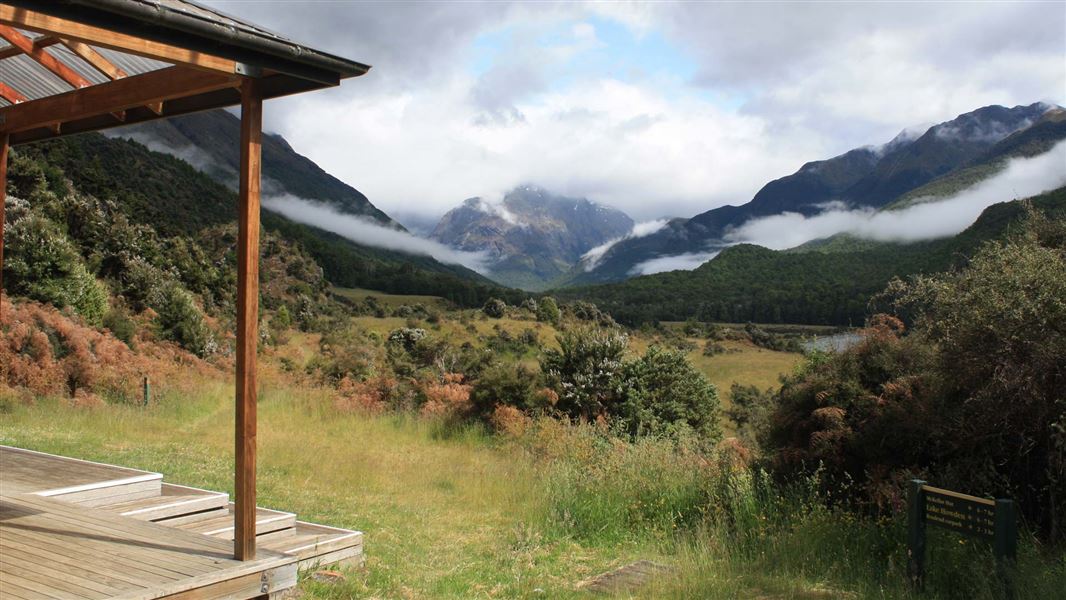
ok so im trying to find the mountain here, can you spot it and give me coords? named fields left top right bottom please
left=558, top=185, right=1066, bottom=326
left=17, top=131, right=518, bottom=307
left=432, top=186, right=634, bottom=290
left=111, top=110, right=395, bottom=224
left=569, top=102, right=1060, bottom=284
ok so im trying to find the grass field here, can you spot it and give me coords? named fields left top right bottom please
left=3, top=292, right=1060, bottom=598
left=3, top=373, right=1061, bottom=599
left=333, top=287, right=450, bottom=309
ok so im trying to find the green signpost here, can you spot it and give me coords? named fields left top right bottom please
left=907, top=480, right=1017, bottom=595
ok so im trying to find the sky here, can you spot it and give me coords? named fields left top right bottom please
left=204, top=1, right=1066, bottom=223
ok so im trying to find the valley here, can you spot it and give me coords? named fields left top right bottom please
left=1, top=4, right=1063, bottom=597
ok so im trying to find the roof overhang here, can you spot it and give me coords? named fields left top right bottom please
left=0, top=0, right=370, bottom=145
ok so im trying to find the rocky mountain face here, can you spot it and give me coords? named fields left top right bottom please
left=432, top=186, right=634, bottom=290
left=569, top=102, right=1061, bottom=284
left=112, top=109, right=396, bottom=226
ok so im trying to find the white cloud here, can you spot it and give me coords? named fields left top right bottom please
left=631, top=251, right=720, bottom=276
left=262, top=195, right=490, bottom=271
left=582, top=218, right=669, bottom=268
left=723, top=141, right=1066, bottom=250
left=202, top=1, right=1063, bottom=224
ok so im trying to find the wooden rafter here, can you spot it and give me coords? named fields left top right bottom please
left=0, top=81, right=26, bottom=104
left=0, top=24, right=92, bottom=89
left=0, top=6, right=237, bottom=74
left=61, top=38, right=127, bottom=80
left=0, top=65, right=240, bottom=134
left=0, top=32, right=57, bottom=59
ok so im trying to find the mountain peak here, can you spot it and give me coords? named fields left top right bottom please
left=433, top=186, right=635, bottom=290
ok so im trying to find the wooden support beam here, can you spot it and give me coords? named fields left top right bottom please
left=0, top=66, right=240, bottom=134
left=60, top=38, right=127, bottom=80
left=0, top=33, right=58, bottom=59
left=0, top=81, right=27, bottom=104
left=234, top=77, right=263, bottom=562
left=0, top=25, right=93, bottom=89
left=0, top=6, right=237, bottom=74
left=1, top=132, right=7, bottom=321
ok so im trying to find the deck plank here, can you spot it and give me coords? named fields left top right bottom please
left=0, top=494, right=296, bottom=600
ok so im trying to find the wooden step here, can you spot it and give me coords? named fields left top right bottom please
left=98, top=482, right=229, bottom=522
left=174, top=503, right=297, bottom=540
left=261, top=521, right=364, bottom=570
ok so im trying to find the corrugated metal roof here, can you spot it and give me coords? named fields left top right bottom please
left=0, top=26, right=172, bottom=104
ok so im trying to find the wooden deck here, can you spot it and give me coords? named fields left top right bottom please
left=0, top=446, right=363, bottom=599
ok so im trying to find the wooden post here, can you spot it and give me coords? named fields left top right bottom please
left=994, top=499, right=1017, bottom=599
left=234, top=78, right=262, bottom=562
left=0, top=132, right=7, bottom=323
left=907, top=479, right=927, bottom=592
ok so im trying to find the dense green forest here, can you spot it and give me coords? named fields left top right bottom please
left=559, top=187, right=1066, bottom=325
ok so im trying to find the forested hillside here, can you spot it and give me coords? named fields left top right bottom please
left=11, top=133, right=520, bottom=308
left=559, top=187, right=1066, bottom=325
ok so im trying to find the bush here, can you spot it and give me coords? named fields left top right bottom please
left=102, top=304, right=136, bottom=347
left=766, top=215, right=1066, bottom=540
left=311, top=322, right=376, bottom=382
left=470, top=363, right=541, bottom=417
left=482, top=297, right=507, bottom=319
left=541, top=328, right=628, bottom=421
left=536, top=297, right=560, bottom=324
left=617, top=346, right=722, bottom=441
left=151, top=283, right=211, bottom=357
left=4, top=213, right=108, bottom=325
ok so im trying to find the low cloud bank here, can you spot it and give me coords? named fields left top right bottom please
left=631, top=250, right=720, bottom=275
left=263, top=195, right=490, bottom=272
left=725, top=141, right=1066, bottom=250
left=626, top=141, right=1066, bottom=277
left=582, top=219, right=670, bottom=269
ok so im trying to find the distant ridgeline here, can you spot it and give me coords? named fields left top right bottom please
left=13, top=123, right=520, bottom=308
left=553, top=103, right=1066, bottom=325
left=564, top=103, right=1066, bottom=287
left=558, top=186, right=1066, bottom=326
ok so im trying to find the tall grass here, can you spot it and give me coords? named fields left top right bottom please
left=2, top=378, right=1062, bottom=599
left=509, top=420, right=1065, bottom=599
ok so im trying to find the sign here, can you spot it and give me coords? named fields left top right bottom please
left=906, top=480, right=1016, bottom=595
left=923, top=485, right=996, bottom=539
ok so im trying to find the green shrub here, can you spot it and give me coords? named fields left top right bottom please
left=767, top=215, right=1066, bottom=540
left=617, top=346, right=722, bottom=442
left=482, top=297, right=507, bottom=318
left=102, top=303, right=137, bottom=347
left=541, top=328, right=628, bottom=421
left=4, top=213, right=108, bottom=325
left=536, top=296, right=560, bottom=324
left=151, top=282, right=211, bottom=356
left=470, top=363, right=541, bottom=417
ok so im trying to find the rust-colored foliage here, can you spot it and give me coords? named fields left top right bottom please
left=334, top=375, right=399, bottom=414
left=0, top=296, right=211, bottom=403
left=489, top=404, right=531, bottom=437
left=420, top=372, right=473, bottom=418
